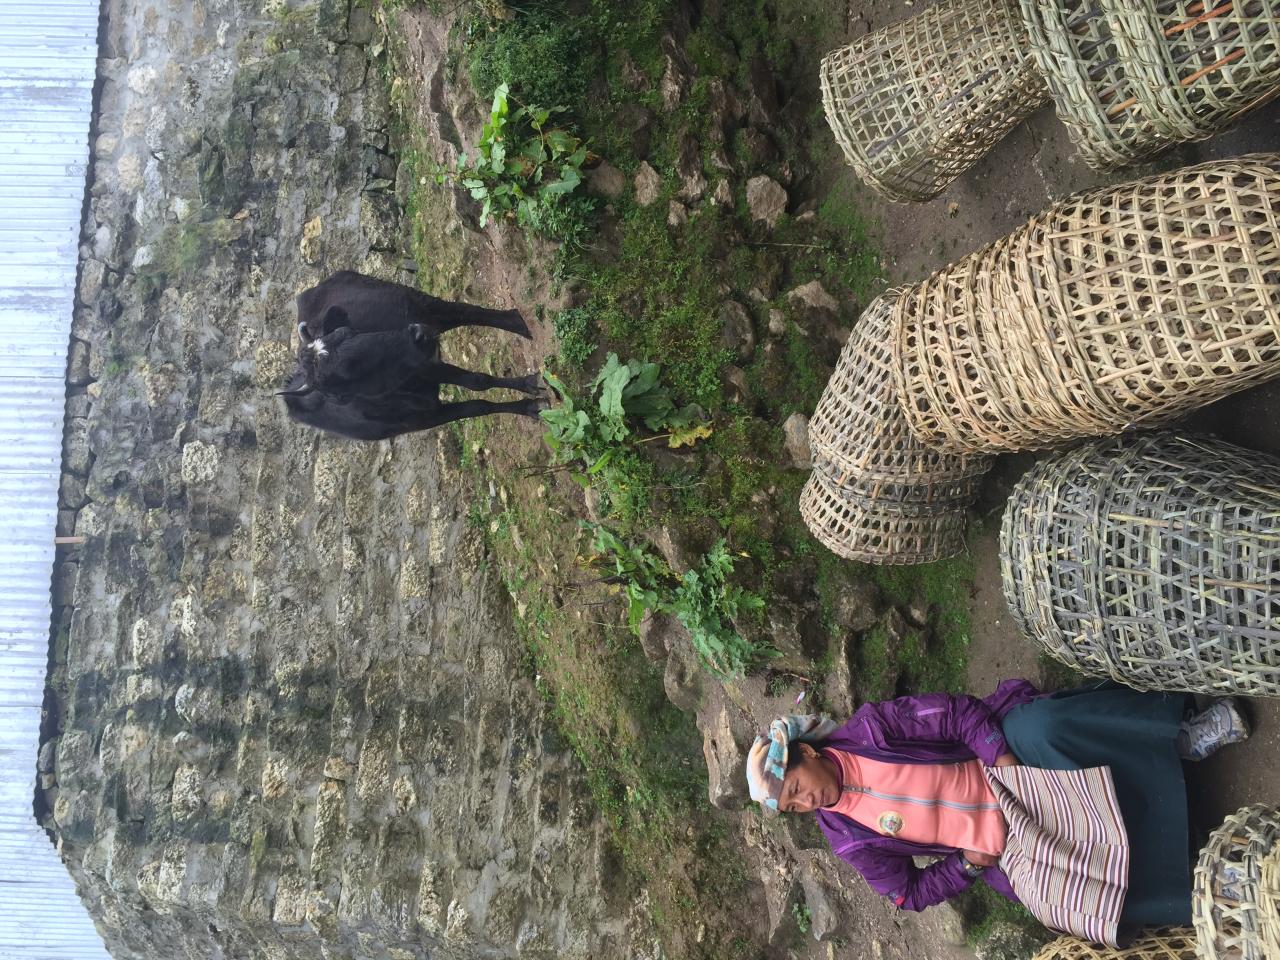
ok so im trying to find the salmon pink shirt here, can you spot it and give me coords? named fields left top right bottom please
left=821, top=747, right=1007, bottom=857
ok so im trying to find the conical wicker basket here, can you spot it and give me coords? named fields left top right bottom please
left=1021, top=0, right=1280, bottom=170
left=894, top=155, right=1280, bottom=454
left=819, top=0, right=1048, bottom=202
left=1193, top=804, right=1280, bottom=960
left=802, top=291, right=987, bottom=564
left=808, top=289, right=992, bottom=493
left=1032, top=928, right=1198, bottom=959
left=800, top=464, right=970, bottom=565
left=1000, top=433, right=1280, bottom=697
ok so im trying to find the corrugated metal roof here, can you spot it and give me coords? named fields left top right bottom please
left=0, top=1, right=111, bottom=957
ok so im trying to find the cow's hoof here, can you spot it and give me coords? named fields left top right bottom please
left=517, top=373, right=542, bottom=395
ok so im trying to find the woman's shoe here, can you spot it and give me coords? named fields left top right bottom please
left=1177, top=699, right=1251, bottom=761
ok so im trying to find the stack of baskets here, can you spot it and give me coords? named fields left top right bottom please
left=1024, top=0, right=1280, bottom=170
left=819, top=0, right=1048, bottom=202
left=893, top=154, right=1280, bottom=454
left=1000, top=432, right=1280, bottom=697
left=1031, top=929, right=1198, bottom=960
left=820, top=0, right=1279, bottom=200
left=800, top=290, right=991, bottom=564
left=1193, top=804, right=1280, bottom=960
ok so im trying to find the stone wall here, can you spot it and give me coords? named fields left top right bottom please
left=42, top=2, right=636, bottom=956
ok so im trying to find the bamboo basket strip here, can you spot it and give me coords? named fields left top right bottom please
left=819, top=0, right=1048, bottom=202
left=1105, top=0, right=1280, bottom=143
left=808, top=288, right=992, bottom=489
left=1000, top=433, right=1280, bottom=697
left=1020, top=0, right=1175, bottom=169
left=1193, top=804, right=1280, bottom=960
left=810, top=451, right=977, bottom=515
left=1032, top=928, right=1198, bottom=959
left=1261, top=827, right=1280, bottom=959
left=800, top=465, right=969, bottom=565
left=895, top=156, right=1280, bottom=454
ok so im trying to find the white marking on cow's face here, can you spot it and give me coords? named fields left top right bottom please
left=308, top=339, right=328, bottom=359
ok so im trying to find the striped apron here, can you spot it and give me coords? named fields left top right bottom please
left=985, top=764, right=1130, bottom=947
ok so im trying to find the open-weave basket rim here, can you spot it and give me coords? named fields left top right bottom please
left=894, top=156, right=1280, bottom=455
left=800, top=467, right=968, bottom=565
left=820, top=0, right=1047, bottom=201
left=1104, top=0, right=1280, bottom=143
left=1193, top=804, right=1280, bottom=960
left=1019, top=0, right=1175, bottom=170
left=1032, top=927, right=1198, bottom=959
left=1000, top=432, right=1280, bottom=697
left=809, top=287, right=993, bottom=484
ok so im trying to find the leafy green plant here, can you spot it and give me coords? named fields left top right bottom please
left=551, top=306, right=597, bottom=368
left=543, top=354, right=704, bottom=457
left=437, top=84, right=595, bottom=244
left=541, top=354, right=709, bottom=528
left=792, top=900, right=812, bottom=936
left=586, top=524, right=769, bottom=679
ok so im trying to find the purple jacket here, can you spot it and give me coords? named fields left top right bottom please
left=814, top=679, right=1040, bottom=910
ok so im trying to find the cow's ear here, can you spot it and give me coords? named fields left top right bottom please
left=321, top=305, right=350, bottom=335
left=297, top=321, right=313, bottom=343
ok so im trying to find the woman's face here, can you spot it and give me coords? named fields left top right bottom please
left=778, top=743, right=840, bottom=813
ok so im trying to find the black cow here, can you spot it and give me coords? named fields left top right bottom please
left=279, top=272, right=545, bottom=441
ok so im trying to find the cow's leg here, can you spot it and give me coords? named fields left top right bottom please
left=420, top=398, right=547, bottom=427
left=412, top=294, right=532, bottom=340
left=424, top=361, right=542, bottom=395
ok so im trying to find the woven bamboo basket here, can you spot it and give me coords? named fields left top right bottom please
left=1000, top=432, right=1280, bottom=697
left=800, top=463, right=969, bottom=565
left=1193, top=804, right=1280, bottom=960
left=1020, top=0, right=1175, bottom=169
left=819, top=0, right=1048, bottom=202
left=1105, top=0, right=1280, bottom=144
left=1032, top=928, right=1198, bottom=960
left=894, top=155, right=1280, bottom=454
left=808, top=288, right=992, bottom=495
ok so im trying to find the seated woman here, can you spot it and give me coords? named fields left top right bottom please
left=745, top=679, right=1249, bottom=946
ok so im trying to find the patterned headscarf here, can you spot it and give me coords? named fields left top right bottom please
left=745, top=714, right=840, bottom=812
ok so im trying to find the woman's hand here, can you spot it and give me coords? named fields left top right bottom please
left=992, top=752, right=1020, bottom=767
left=962, top=849, right=999, bottom=867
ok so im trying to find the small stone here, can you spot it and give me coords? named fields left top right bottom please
left=723, top=365, right=748, bottom=404
left=710, top=180, right=732, bottom=206
left=663, top=640, right=702, bottom=713
left=903, top=601, right=930, bottom=628
left=637, top=613, right=677, bottom=664
left=659, top=38, right=689, bottom=111
left=746, top=176, right=788, bottom=227
left=62, top=418, right=91, bottom=476
left=768, top=309, right=786, bottom=337
left=667, top=200, right=688, bottom=227
left=633, top=162, right=662, bottom=207
left=701, top=704, right=747, bottom=809
left=718, top=301, right=756, bottom=364
left=180, top=440, right=220, bottom=486
left=782, top=413, right=811, bottom=469
left=786, top=280, right=839, bottom=314
left=586, top=160, right=626, bottom=199
left=66, top=340, right=92, bottom=386
left=324, top=756, right=355, bottom=781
